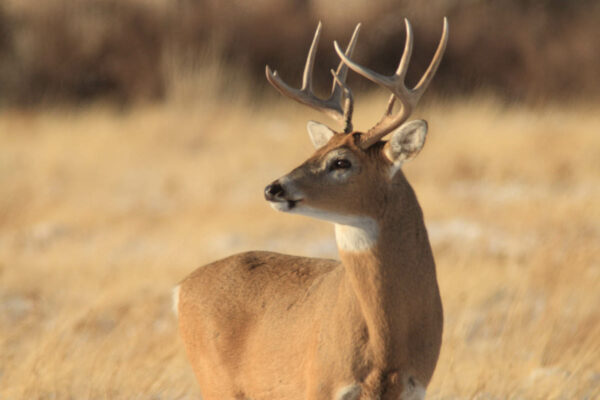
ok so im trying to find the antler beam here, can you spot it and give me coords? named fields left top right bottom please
left=266, top=22, right=361, bottom=133
left=334, top=18, right=449, bottom=148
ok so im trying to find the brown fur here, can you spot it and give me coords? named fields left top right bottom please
left=176, top=132, right=442, bottom=399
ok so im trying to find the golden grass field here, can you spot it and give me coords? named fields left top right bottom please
left=1, top=87, right=599, bottom=398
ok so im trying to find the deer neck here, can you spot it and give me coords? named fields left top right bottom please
left=334, top=182, right=437, bottom=366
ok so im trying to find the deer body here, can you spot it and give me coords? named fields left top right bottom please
left=177, top=168, right=441, bottom=399
left=176, top=19, right=448, bottom=399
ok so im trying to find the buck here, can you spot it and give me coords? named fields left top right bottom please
left=174, top=18, right=449, bottom=400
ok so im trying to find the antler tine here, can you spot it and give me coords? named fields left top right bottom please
left=396, top=19, right=414, bottom=79
left=334, top=40, right=393, bottom=89
left=265, top=23, right=360, bottom=131
left=301, top=21, right=322, bottom=92
left=414, top=17, right=449, bottom=95
left=334, top=18, right=449, bottom=149
left=331, top=69, right=354, bottom=133
left=330, top=23, right=360, bottom=109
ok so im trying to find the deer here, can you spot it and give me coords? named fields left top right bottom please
left=174, top=18, right=449, bottom=400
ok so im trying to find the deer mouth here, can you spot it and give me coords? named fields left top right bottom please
left=268, top=198, right=303, bottom=212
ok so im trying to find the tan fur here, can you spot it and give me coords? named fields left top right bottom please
left=176, top=132, right=443, bottom=399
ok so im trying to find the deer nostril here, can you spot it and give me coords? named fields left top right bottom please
left=264, top=181, right=285, bottom=201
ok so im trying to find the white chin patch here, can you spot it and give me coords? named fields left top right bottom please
left=269, top=200, right=303, bottom=212
left=269, top=201, right=292, bottom=212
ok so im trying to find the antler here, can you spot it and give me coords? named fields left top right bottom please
left=334, top=18, right=449, bottom=148
left=266, top=22, right=361, bottom=133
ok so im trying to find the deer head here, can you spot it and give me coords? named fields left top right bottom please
left=264, top=19, right=448, bottom=230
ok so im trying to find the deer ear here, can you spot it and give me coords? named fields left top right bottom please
left=384, top=119, right=428, bottom=163
left=307, top=121, right=335, bottom=149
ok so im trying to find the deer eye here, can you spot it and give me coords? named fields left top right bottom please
left=330, top=158, right=352, bottom=170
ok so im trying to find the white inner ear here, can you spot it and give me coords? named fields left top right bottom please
left=384, top=119, right=428, bottom=178
left=307, top=121, right=335, bottom=149
left=384, top=119, right=428, bottom=162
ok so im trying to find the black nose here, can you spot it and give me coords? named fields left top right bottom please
left=264, top=181, right=285, bottom=201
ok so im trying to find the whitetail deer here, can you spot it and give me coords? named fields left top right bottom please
left=175, top=18, right=449, bottom=399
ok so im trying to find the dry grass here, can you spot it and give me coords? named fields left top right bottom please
left=0, top=89, right=599, bottom=398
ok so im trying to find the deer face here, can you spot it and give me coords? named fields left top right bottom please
left=264, top=120, right=427, bottom=226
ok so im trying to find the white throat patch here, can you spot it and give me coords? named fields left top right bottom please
left=270, top=199, right=380, bottom=252
left=335, top=219, right=379, bottom=252
left=284, top=204, right=379, bottom=252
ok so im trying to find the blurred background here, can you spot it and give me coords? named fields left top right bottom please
left=0, top=0, right=599, bottom=106
left=0, top=1, right=599, bottom=399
